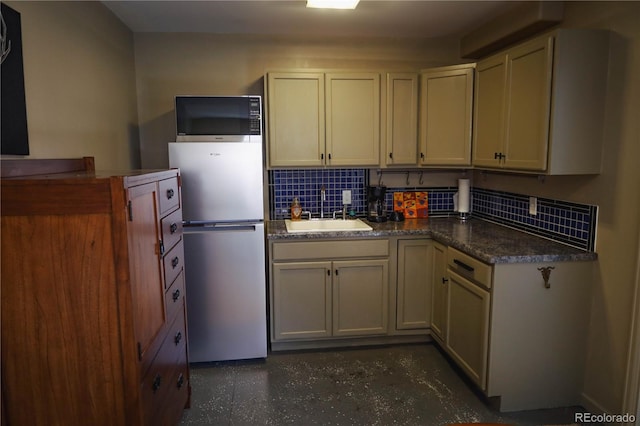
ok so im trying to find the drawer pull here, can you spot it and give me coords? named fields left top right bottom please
left=166, top=188, right=175, bottom=199
left=177, top=373, right=185, bottom=389
left=171, top=256, right=180, bottom=269
left=174, top=331, right=182, bottom=345
left=172, top=288, right=181, bottom=302
left=170, top=223, right=178, bottom=234
left=152, top=374, right=162, bottom=393
left=453, top=259, right=475, bottom=272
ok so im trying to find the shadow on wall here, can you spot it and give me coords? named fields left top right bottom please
left=140, top=110, right=175, bottom=169
left=128, top=123, right=141, bottom=169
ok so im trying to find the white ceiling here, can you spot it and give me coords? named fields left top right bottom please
left=101, top=0, right=518, bottom=39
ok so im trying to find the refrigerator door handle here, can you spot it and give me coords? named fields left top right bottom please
left=184, top=224, right=257, bottom=233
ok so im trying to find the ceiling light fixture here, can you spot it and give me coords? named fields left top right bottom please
left=306, top=0, right=360, bottom=10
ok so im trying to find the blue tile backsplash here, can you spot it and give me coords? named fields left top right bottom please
left=268, top=169, right=597, bottom=252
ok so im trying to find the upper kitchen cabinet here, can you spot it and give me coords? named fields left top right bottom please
left=419, top=64, right=474, bottom=167
left=266, top=71, right=381, bottom=168
left=383, top=73, right=419, bottom=167
left=266, top=72, right=326, bottom=167
left=472, top=29, right=609, bottom=174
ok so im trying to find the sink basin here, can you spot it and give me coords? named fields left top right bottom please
left=284, top=218, right=373, bottom=233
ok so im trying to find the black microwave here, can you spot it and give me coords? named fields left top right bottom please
left=175, top=95, right=262, bottom=142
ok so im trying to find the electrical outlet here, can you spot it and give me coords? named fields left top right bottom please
left=529, top=196, right=537, bottom=215
left=342, top=190, right=352, bottom=205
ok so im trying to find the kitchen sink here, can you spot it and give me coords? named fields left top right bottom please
left=284, top=218, right=373, bottom=233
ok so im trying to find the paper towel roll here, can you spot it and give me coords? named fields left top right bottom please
left=458, top=179, right=470, bottom=213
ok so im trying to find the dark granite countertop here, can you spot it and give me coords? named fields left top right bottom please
left=266, top=217, right=597, bottom=264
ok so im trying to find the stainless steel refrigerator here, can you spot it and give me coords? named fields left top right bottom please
left=168, top=142, right=267, bottom=362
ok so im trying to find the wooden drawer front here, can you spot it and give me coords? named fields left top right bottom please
left=159, top=346, right=190, bottom=426
left=141, top=310, right=187, bottom=425
left=272, top=239, right=389, bottom=261
left=161, top=208, right=183, bottom=253
left=165, top=271, right=186, bottom=325
left=159, top=177, right=180, bottom=217
left=447, top=247, right=493, bottom=289
left=163, top=240, right=184, bottom=290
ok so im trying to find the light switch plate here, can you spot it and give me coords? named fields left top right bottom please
left=342, top=190, right=352, bottom=205
left=529, top=196, right=537, bottom=215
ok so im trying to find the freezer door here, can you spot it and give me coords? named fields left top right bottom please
left=183, top=222, right=267, bottom=362
left=169, top=142, right=264, bottom=222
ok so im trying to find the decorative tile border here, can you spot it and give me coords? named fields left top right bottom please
left=268, top=170, right=598, bottom=251
left=472, top=188, right=597, bottom=251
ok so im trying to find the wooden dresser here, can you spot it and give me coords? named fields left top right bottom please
left=1, top=158, right=190, bottom=425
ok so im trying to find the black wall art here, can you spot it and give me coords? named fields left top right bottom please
left=1, top=2, right=29, bottom=155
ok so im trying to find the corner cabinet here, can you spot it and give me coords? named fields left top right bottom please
left=266, top=71, right=380, bottom=168
left=1, top=163, right=190, bottom=426
left=419, top=64, right=474, bottom=167
left=472, top=29, right=609, bottom=174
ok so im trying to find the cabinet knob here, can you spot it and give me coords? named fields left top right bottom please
left=152, top=374, right=162, bottom=393
left=171, top=256, right=180, bottom=268
left=389, top=152, right=393, bottom=160
left=170, top=223, right=178, bottom=234
left=442, top=277, right=449, bottom=284
left=172, top=288, right=181, bottom=302
left=166, top=188, right=175, bottom=199
left=174, top=331, right=183, bottom=345
left=177, top=373, right=185, bottom=389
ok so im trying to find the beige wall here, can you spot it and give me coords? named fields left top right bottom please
left=133, top=33, right=460, bottom=169
left=472, top=1, right=640, bottom=415
left=3, top=1, right=139, bottom=170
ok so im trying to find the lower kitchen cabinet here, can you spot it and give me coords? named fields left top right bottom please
left=270, top=239, right=389, bottom=345
left=429, top=241, right=448, bottom=343
left=436, top=245, right=593, bottom=412
left=1, top=159, right=190, bottom=426
left=396, top=239, right=434, bottom=330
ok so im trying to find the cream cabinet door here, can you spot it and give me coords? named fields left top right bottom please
left=385, top=73, right=418, bottom=166
left=266, top=72, right=325, bottom=167
left=503, top=36, right=553, bottom=171
left=430, top=242, right=448, bottom=342
left=396, top=239, right=433, bottom=330
left=446, top=269, right=490, bottom=390
left=325, top=73, right=380, bottom=166
left=272, top=261, right=332, bottom=340
left=472, top=54, right=507, bottom=168
left=419, top=65, right=474, bottom=166
left=332, top=259, right=389, bottom=336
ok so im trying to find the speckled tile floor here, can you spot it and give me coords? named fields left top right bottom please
left=179, top=344, right=589, bottom=425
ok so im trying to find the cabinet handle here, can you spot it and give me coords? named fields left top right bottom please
left=152, top=374, right=162, bottom=393
left=442, top=277, right=449, bottom=284
left=159, top=240, right=165, bottom=256
left=328, top=153, right=332, bottom=160
left=453, top=259, right=474, bottom=272
left=177, top=373, right=185, bottom=389
left=170, top=223, right=178, bottom=234
left=335, top=269, right=339, bottom=276
left=420, top=152, right=425, bottom=160
left=389, top=152, right=393, bottom=159
left=321, top=153, right=324, bottom=160
left=327, top=269, right=331, bottom=276
left=166, top=188, right=175, bottom=199
left=172, top=288, right=181, bottom=302
left=494, top=152, right=500, bottom=159
left=171, top=256, right=180, bottom=268
left=174, top=331, right=182, bottom=345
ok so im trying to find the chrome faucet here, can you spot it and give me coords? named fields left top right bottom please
left=320, top=185, right=326, bottom=219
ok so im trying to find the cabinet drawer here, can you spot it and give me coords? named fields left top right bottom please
left=272, top=239, right=388, bottom=261
left=141, top=310, right=187, bottom=425
left=161, top=208, right=183, bottom=253
left=447, top=247, right=493, bottom=289
left=163, top=240, right=184, bottom=290
left=165, top=271, right=186, bottom=325
left=159, top=177, right=180, bottom=216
